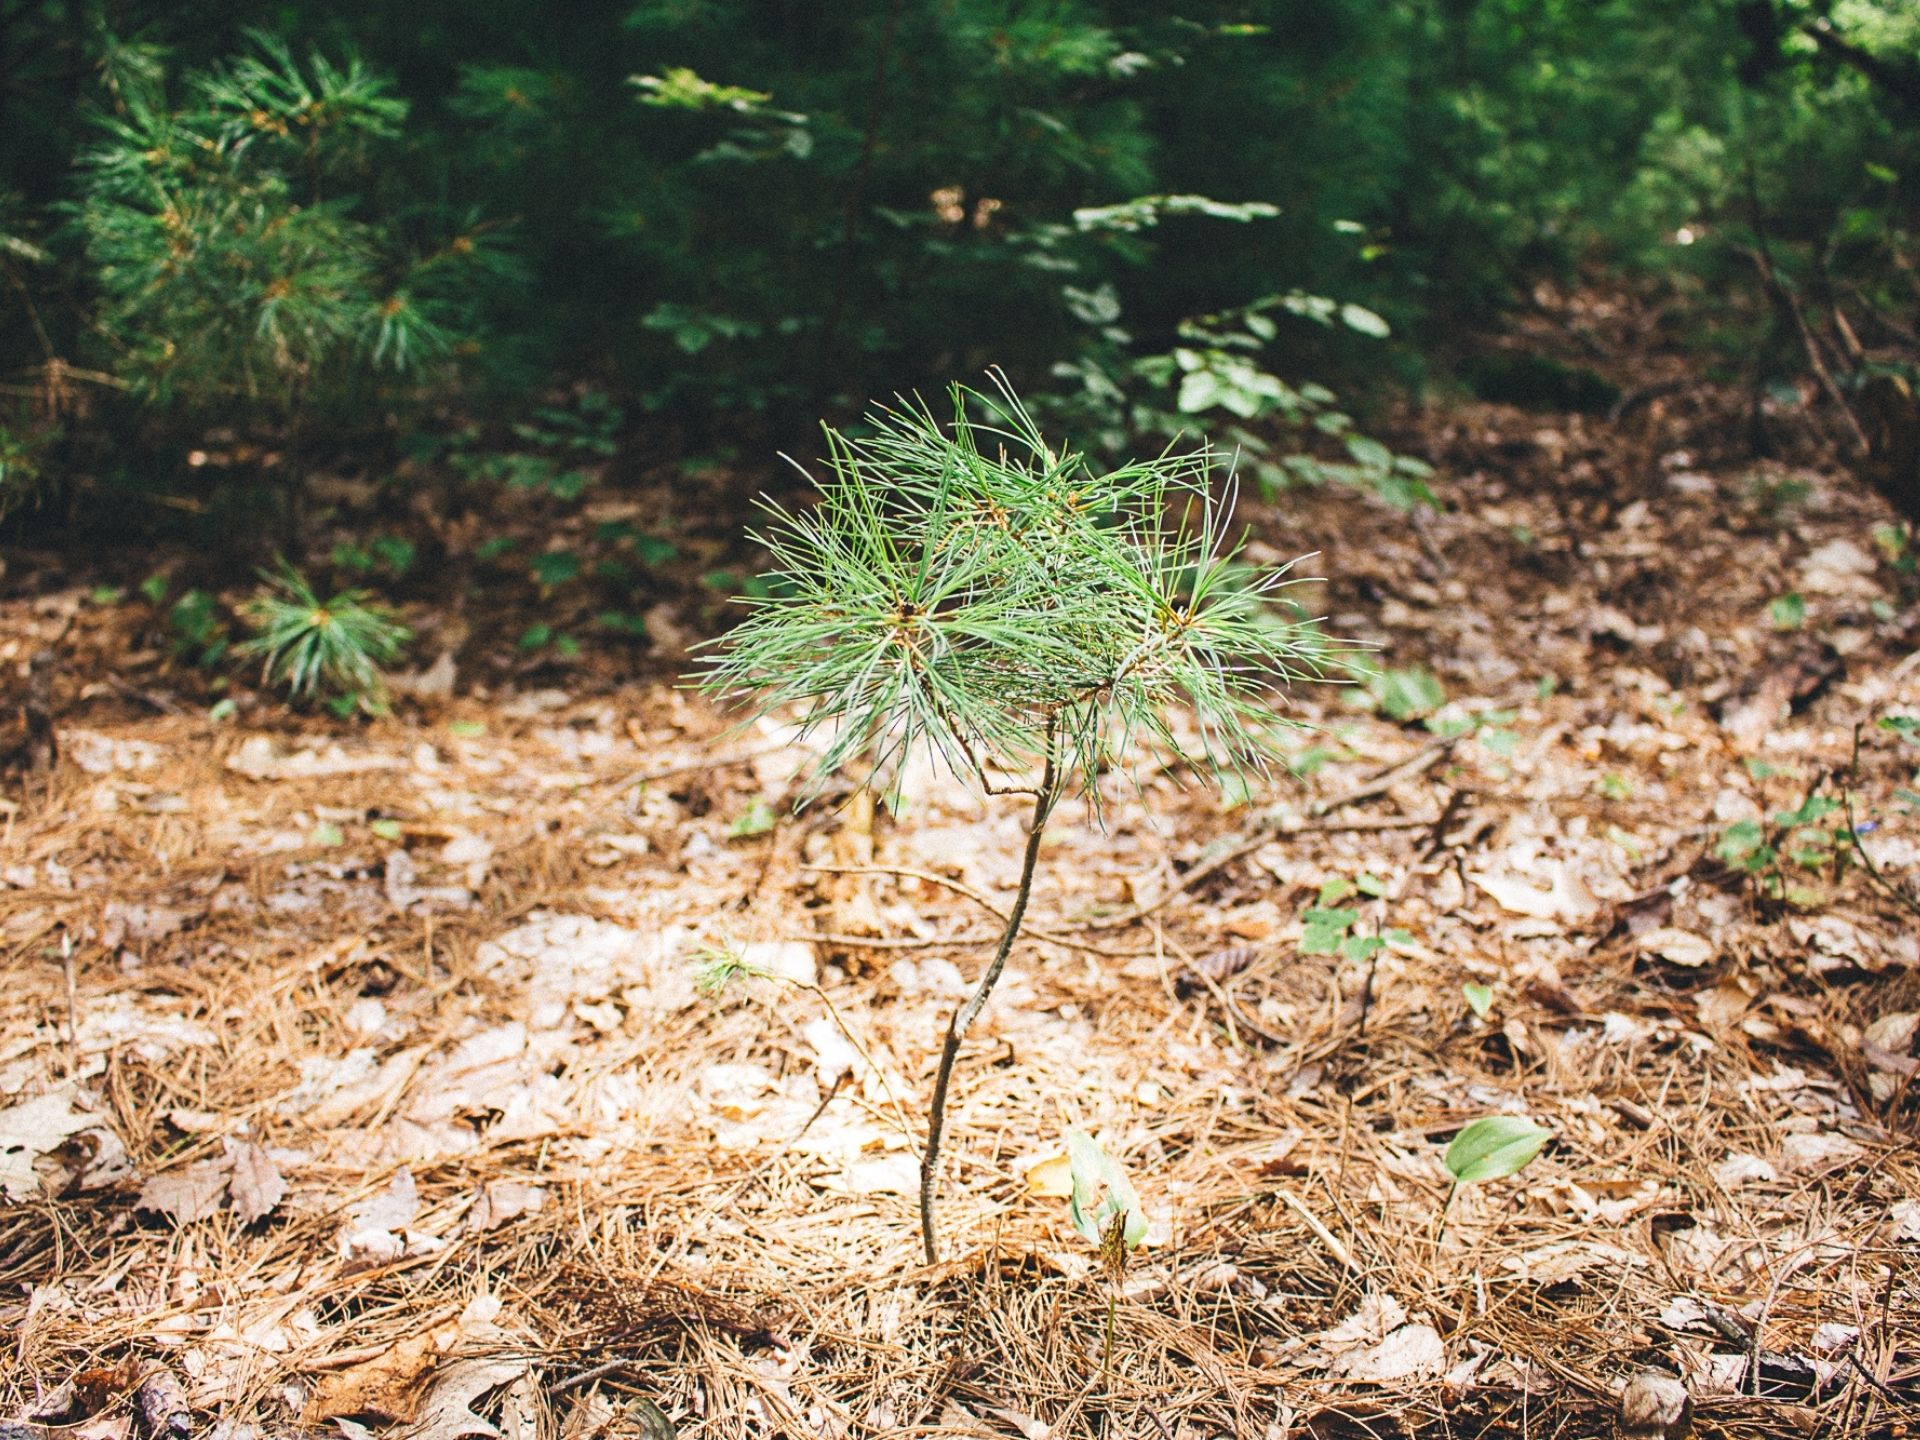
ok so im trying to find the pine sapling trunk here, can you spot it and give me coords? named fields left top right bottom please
left=919, top=739, right=1061, bottom=1263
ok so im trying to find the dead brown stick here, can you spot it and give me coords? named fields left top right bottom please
left=607, top=741, right=792, bottom=792
left=800, top=863, right=1153, bottom=957
left=1742, top=243, right=1871, bottom=456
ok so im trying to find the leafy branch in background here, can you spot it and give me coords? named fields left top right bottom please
left=1043, top=217, right=1435, bottom=514
left=701, top=376, right=1348, bottom=1261
left=70, top=31, right=515, bottom=413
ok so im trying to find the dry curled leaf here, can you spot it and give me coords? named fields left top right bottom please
left=135, top=1159, right=230, bottom=1225
left=224, top=1138, right=285, bottom=1225
left=0, top=1086, right=96, bottom=1200
left=408, top=1356, right=530, bottom=1440
left=303, top=1323, right=456, bottom=1424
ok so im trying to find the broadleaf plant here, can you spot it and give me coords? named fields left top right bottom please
left=1445, top=1114, right=1551, bottom=1185
left=1436, top=1113, right=1551, bottom=1248
left=700, top=375, right=1347, bottom=1261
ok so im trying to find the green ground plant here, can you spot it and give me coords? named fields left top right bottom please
left=1436, top=1114, right=1551, bottom=1248
left=700, top=377, right=1347, bottom=1260
left=1065, top=1129, right=1148, bottom=1379
left=237, top=563, right=409, bottom=710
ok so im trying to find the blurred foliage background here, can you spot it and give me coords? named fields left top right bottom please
left=1, top=0, right=1916, bottom=536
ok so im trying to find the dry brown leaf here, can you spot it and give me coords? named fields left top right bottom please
left=467, top=1180, right=547, bottom=1233
left=1639, top=927, right=1713, bottom=968
left=1469, top=864, right=1599, bottom=922
left=135, top=1158, right=230, bottom=1224
left=224, top=1137, right=285, bottom=1225
left=303, top=1323, right=457, bottom=1424
left=1328, top=1323, right=1446, bottom=1382
left=406, top=1356, right=530, bottom=1440
left=0, top=1086, right=96, bottom=1200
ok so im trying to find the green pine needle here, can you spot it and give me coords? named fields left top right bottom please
left=698, top=375, right=1355, bottom=807
left=237, top=563, right=409, bottom=704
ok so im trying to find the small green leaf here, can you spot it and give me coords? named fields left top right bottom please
left=208, top=698, right=238, bottom=723
left=1444, top=1115, right=1550, bottom=1185
left=139, top=573, right=170, bottom=605
left=1340, top=932, right=1385, bottom=962
left=1462, top=983, right=1494, bottom=1019
left=633, top=534, right=679, bottom=566
left=726, top=797, right=777, bottom=837
left=1066, top=1129, right=1147, bottom=1251
left=1478, top=727, right=1518, bottom=758
left=1774, top=794, right=1839, bottom=827
left=1287, top=745, right=1336, bottom=777
left=448, top=719, right=486, bottom=738
left=529, top=552, right=579, bottom=587
left=311, top=822, right=346, bottom=848
left=529, top=551, right=581, bottom=587
left=371, top=819, right=404, bottom=842
left=1878, top=715, right=1920, bottom=745
left=1299, top=905, right=1357, bottom=955
left=1715, top=818, right=1768, bottom=867
left=1318, top=877, right=1356, bottom=906
left=1339, top=302, right=1390, bottom=338
left=1370, top=667, right=1446, bottom=722
left=1768, top=592, right=1805, bottom=631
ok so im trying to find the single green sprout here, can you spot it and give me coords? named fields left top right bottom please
left=1437, top=1113, right=1551, bottom=1246
left=699, top=376, right=1348, bottom=1262
left=1066, top=1129, right=1148, bottom=1379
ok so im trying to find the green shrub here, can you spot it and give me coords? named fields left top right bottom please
left=238, top=563, right=409, bottom=708
left=69, top=32, right=513, bottom=415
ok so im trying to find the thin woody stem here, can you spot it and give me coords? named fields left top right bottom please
left=920, top=717, right=1061, bottom=1263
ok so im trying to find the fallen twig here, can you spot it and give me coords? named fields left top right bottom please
left=1085, top=736, right=1460, bottom=930
left=801, top=863, right=1153, bottom=957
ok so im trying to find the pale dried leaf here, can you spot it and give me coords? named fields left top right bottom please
left=1638, top=927, right=1713, bottom=968
left=467, top=1180, right=547, bottom=1233
left=0, top=1086, right=95, bottom=1200
left=135, top=1158, right=231, bottom=1224
left=224, top=1138, right=286, bottom=1225
left=1328, top=1323, right=1446, bottom=1382
left=406, top=1356, right=530, bottom=1440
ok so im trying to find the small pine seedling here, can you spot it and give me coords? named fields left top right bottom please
left=700, top=376, right=1349, bottom=1262
left=238, top=564, right=409, bottom=707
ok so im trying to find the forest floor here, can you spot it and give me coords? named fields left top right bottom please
left=3, top=307, right=1919, bottom=1439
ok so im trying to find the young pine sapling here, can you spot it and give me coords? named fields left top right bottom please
left=700, top=379, right=1344, bottom=1261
